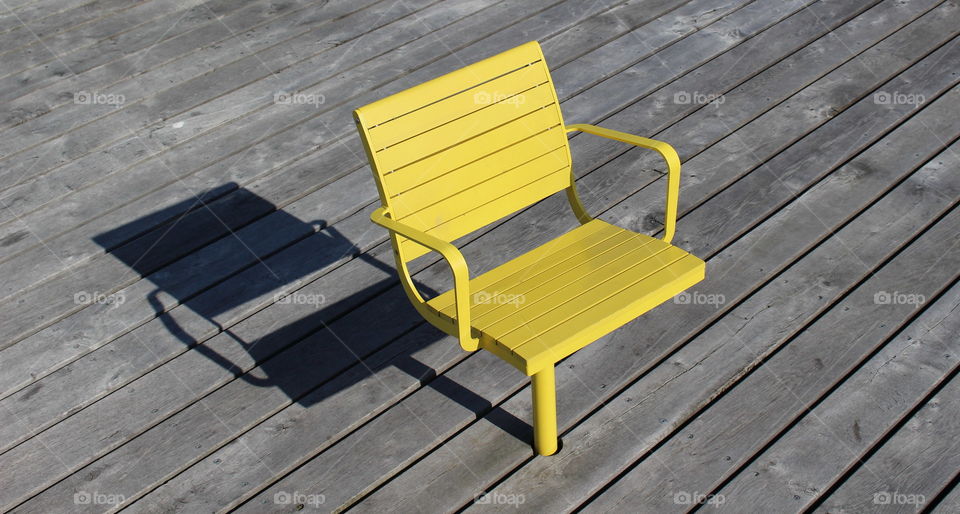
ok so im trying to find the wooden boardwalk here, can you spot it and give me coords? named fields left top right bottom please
left=0, top=0, right=958, bottom=512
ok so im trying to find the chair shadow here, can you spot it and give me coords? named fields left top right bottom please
left=93, top=183, right=529, bottom=444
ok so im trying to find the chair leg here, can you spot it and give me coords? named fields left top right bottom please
left=531, top=365, right=558, bottom=456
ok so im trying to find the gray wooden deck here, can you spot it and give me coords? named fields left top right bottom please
left=0, top=0, right=958, bottom=512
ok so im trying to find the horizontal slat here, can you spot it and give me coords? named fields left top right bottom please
left=511, top=255, right=704, bottom=373
left=470, top=233, right=659, bottom=328
left=399, top=168, right=570, bottom=260
left=356, top=41, right=543, bottom=126
left=382, top=108, right=564, bottom=194
left=396, top=147, right=569, bottom=226
left=367, top=63, right=551, bottom=149
left=375, top=83, right=558, bottom=171
left=481, top=242, right=681, bottom=338
left=502, top=247, right=697, bottom=350
left=437, top=225, right=632, bottom=318
left=390, top=134, right=566, bottom=218
left=427, top=220, right=616, bottom=314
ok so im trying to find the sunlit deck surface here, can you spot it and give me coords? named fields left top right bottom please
left=1, top=0, right=959, bottom=512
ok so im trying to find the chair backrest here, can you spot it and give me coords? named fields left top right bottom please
left=354, top=41, right=572, bottom=261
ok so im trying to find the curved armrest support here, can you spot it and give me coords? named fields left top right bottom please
left=370, top=207, right=479, bottom=351
left=566, top=123, right=681, bottom=244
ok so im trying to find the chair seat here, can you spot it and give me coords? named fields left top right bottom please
left=427, top=219, right=705, bottom=375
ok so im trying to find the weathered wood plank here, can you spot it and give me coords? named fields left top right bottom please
left=0, top=0, right=95, bottom=32
left=0, top=0, right=661, bottom=416
left=0, top=181, right=386, bottom=453
left=0, top=0, right=517, bottom=312
left=0, top=0, right=420, bottom=179
left=344, top=81, right=960, bottom=513
left=0, top=0, right=752, bottom=292
left=0, top=0, right=591, bottom=306
left=591, top=2, right=960, bottom=248
left=0, top=0, right=326, bottom=101
left=228, top=8, right=956, bottom=512
left=931, top=478, right=960, bottom=513
left=805, top=320, right=960, bottom=512
left=0, top=0, right=746, bottom=490
left=3, top=2, right=956, bottom=505
left=0, top=0, right=710, bottom=375
left=0, top=223, right=407, bottom=512
left=0, top=0, right=211, bottom=83
left=0, top=0, right=680, bottom=506
left=0, top=0, right=284, bottom=101
left=0, top=0, right=732, bottom=381
left=0, top=0, right=331, bottom=131
left=581, top=165, right=960, bottom=513
left=0, top=0, right=139, bottom=52
left=461, top=19, right=960, bottom=514
left=0, top=0, right=702, bottom=405
left=3, top=1, right=856, bottom=504
left=0, top=0, right=796, bottom=390
left=550, top=0, right=755, bottom=100
left=0, top=0, right=451, bottom=226
left=121, top=4, right=842, bottom=509
left=0, top=0, right=100, bottom=20
left=0, top=0, right=808, bottom=418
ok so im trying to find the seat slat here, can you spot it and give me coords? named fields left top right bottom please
left=509, top=255, right=705, bottom=373
left=382, top=109, right=564, bottom=195
left=428, top=220, right=615, bottom=314
left=441, top=228, right=640, bottom=321
left=498, top=247, right=695, bottom=351
left=396, top=147, right=568, bottom=227
left=480, top=244, right=684, bottom=338
left=399, top=168, right=570, bottom=260
left=375, top=82, right=558, bottom=172
left=468, top=232, right=654, bottom=325
left=357, top=41, right=542, bottom=126
left=367, top=63, right=551, bottom=150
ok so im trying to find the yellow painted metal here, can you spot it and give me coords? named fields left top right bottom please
left=355, top=41, right=705, bottom=456
left=565, top=123, right=682, bottom=244
left=532, top=365, right=558, bottom=456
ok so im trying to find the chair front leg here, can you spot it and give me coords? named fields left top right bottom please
left=532, top=365, right=559, bottom=456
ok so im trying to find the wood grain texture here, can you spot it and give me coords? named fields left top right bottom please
left=3, top=0, right=959, bottom=511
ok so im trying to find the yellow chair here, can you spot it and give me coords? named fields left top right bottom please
left=354, top=41, right=705, bottom=456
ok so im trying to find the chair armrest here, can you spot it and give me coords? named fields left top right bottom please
left=565, top=123, right=681, bottom=244
left=370, top=207, right=479, bottom=351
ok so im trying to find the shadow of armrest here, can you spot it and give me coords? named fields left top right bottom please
left=147, top=289, right=272, bottom=387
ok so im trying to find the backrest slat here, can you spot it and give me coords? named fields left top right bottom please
left=398, top=146, right=569, bottom=229
left=367, top=63, right=550, bottom=150
left=390, top=131, right=565, bottom=218
left=382, top=107, right=562, bottom=197
left=375, top=82, right=557, bottom=172
left=355, top=41, right=571, bottom=262
left=398, top=167, right=571, bottom=258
